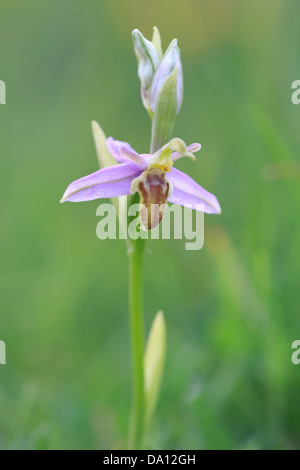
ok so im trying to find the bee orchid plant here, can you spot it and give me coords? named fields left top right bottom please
left=61, top=27, right=221, bottom=449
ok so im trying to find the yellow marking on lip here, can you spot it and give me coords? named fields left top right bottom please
left=150, top=163, right=172, bottom=172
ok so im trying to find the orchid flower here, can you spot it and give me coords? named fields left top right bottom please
left=61, top=25, right=222, bottom=450
left=61, top=137, right=221, bottom=230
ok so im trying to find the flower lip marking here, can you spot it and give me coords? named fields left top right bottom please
left=149, top=163, right=172, bottom=173
left=131, top=168, right=172, bottom=230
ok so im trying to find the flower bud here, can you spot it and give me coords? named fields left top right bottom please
left=150, top=39, right=183, bottom=114
left=132, top=28, right=183, bottom=117
left=144, top=311, right=166, bottom=427
left=132, top=29, right=161, bottom=113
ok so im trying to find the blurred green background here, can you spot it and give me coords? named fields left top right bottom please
left=0, top=0, right=299, bottom=450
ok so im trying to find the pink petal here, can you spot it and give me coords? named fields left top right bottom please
left=167, top=168, right=221, bottom=214
left=106, top=137, right=147, bottom=168
left=171, top=143, right=201, bottom=162
left=61, top=163, right=142, bottom=202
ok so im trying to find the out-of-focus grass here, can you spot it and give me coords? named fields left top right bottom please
left=0, top=0, right=299, bottom=449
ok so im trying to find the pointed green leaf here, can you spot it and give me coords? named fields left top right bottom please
left=91, top=120, right=116, bottom=169
left=150, top=68, right=178, bottom=153
left=91, top=121, right=127, bottom=235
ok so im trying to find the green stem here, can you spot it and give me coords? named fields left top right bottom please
left=128, top=237, right=146, bottom=449
left=127, top=80, right=173, bottom=447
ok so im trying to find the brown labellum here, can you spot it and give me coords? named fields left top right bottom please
left=135, top=169, right=171, bottom=230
